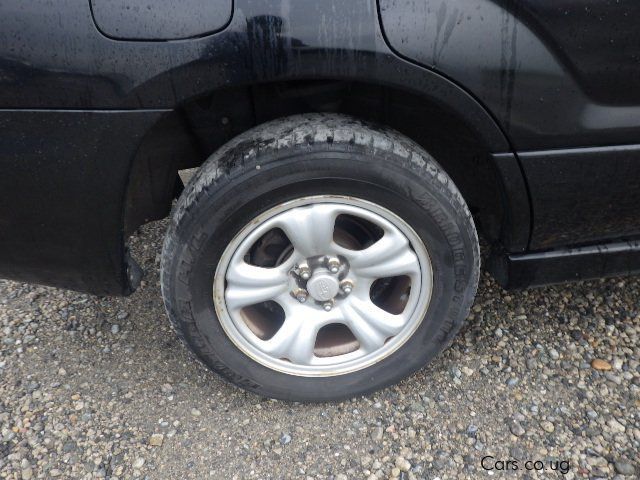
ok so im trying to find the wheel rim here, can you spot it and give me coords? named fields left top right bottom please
left=213, top=195, right=433, bottom=377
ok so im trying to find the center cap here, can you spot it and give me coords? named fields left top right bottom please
left=306, top=270, right=340, bottom=302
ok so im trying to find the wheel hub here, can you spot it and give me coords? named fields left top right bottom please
left=306, top=268, right=340, bottom=302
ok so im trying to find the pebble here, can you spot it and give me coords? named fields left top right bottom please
left=540, top=421, right=555, bottom=433
left=614, top=461, right=635, bottom=476
left=149, top=433, right=164, bottom=446
left=161, top=383, right=174, bottom=394
left=607, top=419, right=626, bottom=434
left=605, top=372, right=622, bottom=385
left=461, top=366, right=474, bottom=376
left=279, top=433, right=292, bottom=445
left=395, top=456, right=411, bottom=472
left=371, top=426, right=383, bottom=442
left=591, top=359, right=612, bottom=371
left=508, top=419, right=526, bottom=437
left=570, top=329, right=583, bottom=341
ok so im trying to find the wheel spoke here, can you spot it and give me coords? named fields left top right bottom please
left=262, top=316, right=319, bottom=365
left=349, top=230, right=420, bottom=279
left=275, top=204, right=338, bottom=258
left=225, top=260, right=289, bottom=311
left=342, top=297, right=406, bottom=353
left=343, top=298, right=405, bottom=352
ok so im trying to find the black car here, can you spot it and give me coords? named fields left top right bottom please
left=1, top=0, right=639, bottom=401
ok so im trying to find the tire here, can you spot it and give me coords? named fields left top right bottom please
left=161, top=113, right=480, bottom=402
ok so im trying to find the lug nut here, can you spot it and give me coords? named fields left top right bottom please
left=340, top=280, right=354, bottom=294
left=322, top=301, right=334, bottom=312
left=298, top=263, right=311, bottom=280
left=293, top=288, right=308, bottom=303
left=327, top=257, right=340, bottom=274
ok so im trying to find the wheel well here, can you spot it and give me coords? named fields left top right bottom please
left=125, top=80, right=505, bottom=242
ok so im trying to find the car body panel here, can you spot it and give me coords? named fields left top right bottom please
left=0, top=0, right=516, bottom=152
left=90, top=0, right=233, bottom=40
left=491, top=240, right=640, bottom=289
left=515, top=145, right=640, bottom=249
left=0, top=109, right=165, bottom=294
left=379, top=0, right=640, bottom=251
left=378, top=0, right=640, bottom=151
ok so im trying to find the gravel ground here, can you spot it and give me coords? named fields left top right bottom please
left=0, top=219, right=638, bottom=480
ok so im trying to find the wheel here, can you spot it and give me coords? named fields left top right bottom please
left=161, top=113, right=479, bottom=401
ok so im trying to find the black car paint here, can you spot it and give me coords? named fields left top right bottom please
left=90, top=0, right=233, bottom=40
left=0, top=110, right=163, bottom=295
left=378, top=0, right=640, bottom=249
left=380, top=0, right=640, bottom=149
left=0, top=0, right=638, bottom=295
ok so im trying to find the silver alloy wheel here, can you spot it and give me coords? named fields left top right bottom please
left=213, top=195, right=433, bottom=377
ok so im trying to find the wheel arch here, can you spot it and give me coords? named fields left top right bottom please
left=123, top=74, right=530, bottom=259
